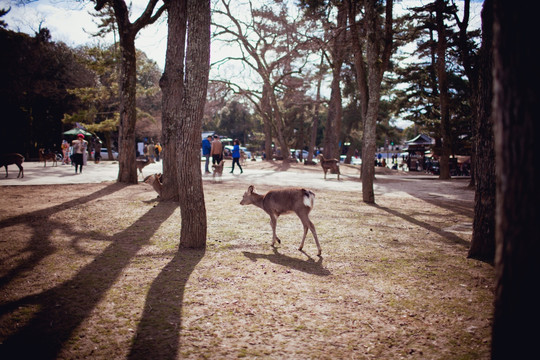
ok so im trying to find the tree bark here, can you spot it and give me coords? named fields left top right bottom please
left=177, top=0, right=210, bottom=249
left=358, top=0, right=393, bottom=204
left=261, top=83, right=273, bottom=160
left=468, top=0, right=495, bottom=263
left=491, top=0, right=540, bottom=357
left=160, top=0, right=186, bottom=201
left=94, top=0, right=166, bottom=184
left=323, top=2, right=346, bottom=160
left=435, top=0, right=451, bottom=180
left=113, top=2, right=138, bottom=183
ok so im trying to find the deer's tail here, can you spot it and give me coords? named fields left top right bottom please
left=302, top=189, right=315, bottom=208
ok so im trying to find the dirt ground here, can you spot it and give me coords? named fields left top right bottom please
left=0, top=161, right=494, bottom=359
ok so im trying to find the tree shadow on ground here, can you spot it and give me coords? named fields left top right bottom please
left=0, top=182, right=127, bottom=292
left=127, top=249, right=205, bottom=360
left=374, top=204, right=470, bottom=247
left=243, top=247, right=331, bottom=276
left=0, top=199, right=177, bottom=360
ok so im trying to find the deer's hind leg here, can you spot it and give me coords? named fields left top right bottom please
left=269, top=213, right=281, bottom=246
left=297, top=211, right=321, bottom=256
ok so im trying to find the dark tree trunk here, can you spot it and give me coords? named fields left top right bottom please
left=95, top=0, right=166, bottom=184
left=176, top=0, right=210, bottom=249
left=261, top=83, right=274, bottom=160
left=435, top=0, right=451, bottom=180
left=114, top=9, right=139, bottom=183
left=306, top=54, right=325, bottom=164
left=160, top=0, right=186, bottom=201
left=323, top=2, right=346, bottom=160
left=491, top=0, right=540, bottom=358
left=348, top=0, right=393, bottom=203
left=468, top=0, right=495, bottom=263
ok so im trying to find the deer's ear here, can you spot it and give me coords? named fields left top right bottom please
left=248, top=185, right=254, bottom=193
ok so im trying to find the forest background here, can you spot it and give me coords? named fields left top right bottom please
left=0, top=0, right=481, bottom=164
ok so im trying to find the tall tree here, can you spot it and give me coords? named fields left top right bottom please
left=434, top=0, right=451, bottom=180
left=323, top=1, right=347, bottom=160
left=491, top=0, right=540, bottom=357
left=347, top=0, right=394, bottom=203
left=213, top=0, right=314, bottom=161
left=468, top=0, right=494, bottom=262
left=94, top=0, right=166, bottom=183
left=160, top=0, right=210, bottom=248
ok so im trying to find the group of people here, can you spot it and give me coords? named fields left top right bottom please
left=60, top=134, right=104, bottom=174
left=143, top=142, right=162, bottom=161
left=202, top=135, right=243, bottom=175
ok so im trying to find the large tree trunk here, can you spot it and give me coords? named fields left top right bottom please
left=261, top=83, right=274, bottom=160
left=323, top=2, right=346, bottom=160
left=360, top=0, right=393, bottom=204
left=176, top=0, right=210, bottom=249
left=99, top=0, right=166, bottom=184
left=468, top=0, right=495, bottom=262
left=159, top=0, right=186, bottom=201
left=306, top=54, right=325, bottom=164
left=267, top=82, right=290, bottom=160
left=491, top=0, right=540, bottom=358
left=348, top=0, right=393, bottom=204
left=116, top=19, right=138, bottom=183
left=435, top=0, right=451, bottom=180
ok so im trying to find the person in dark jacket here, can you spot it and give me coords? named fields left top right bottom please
left=230, top=139, right=243, bottom=174
left=202, top=135, right=212, bottom=174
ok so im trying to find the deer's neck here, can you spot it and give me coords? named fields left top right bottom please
left=252, top=193, right=265, bottom=209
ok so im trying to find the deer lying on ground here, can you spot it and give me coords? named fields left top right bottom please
left=318, top=154, right=340, bottom=180
left=0, top=153, right=24, bottom=178
left=38, top=148, right=58, bottom=167
left=212, top=160, right=225, bottom=182
left=136, top=157, right=155, bottom=179
left=144, top=173, right=162, bottom=197
left=240, top=185, right=322, bottom=256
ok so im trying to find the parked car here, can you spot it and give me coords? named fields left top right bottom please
left=99, top=149, right=119, bottom=160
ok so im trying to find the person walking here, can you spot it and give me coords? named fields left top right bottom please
left=61, top=139, right=70, bottom=165
left=71, top=133, right=88, bottom=174
left=202, top=135, right=212, bottom=174
left=230, top=139, right=243, bottom=174
left=154, top=142, right=162, bottom=162
left=210, top=135, right=223, bottom=165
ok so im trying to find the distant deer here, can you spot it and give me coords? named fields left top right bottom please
left=318, top=154, right=340, bottom=180
left=240, top=185, right=322, bottom=256
left=144, top=173, right=162, bottom=197
left=0, top=153, right=24, bottom=178
left=38, top=148, right=58, bottom=167
left=212, top=160, right=225, bottom=182
left=136, top=157, right=155, bottom=179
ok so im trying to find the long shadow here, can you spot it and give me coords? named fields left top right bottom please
left=128, top=248, right=205, bottom=360
left=374, top=204, right=470, bottom=247
left=243, top=248, right=331, bottom=276
left=0, top=183, right=127, bottom=291
left=0, top=201, right=177, bottom=360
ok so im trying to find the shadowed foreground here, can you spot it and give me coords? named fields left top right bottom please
left=0, top=167, right=493, bottom=359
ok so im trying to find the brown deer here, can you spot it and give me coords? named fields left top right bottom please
left=136, top=157, right=155, bottom=179
left=38, top=148, right=58, bottom=167
left=0, top=153, right=24, bottom=178
left=212, top=160, right=225, bottom=182
left=240, top=185, right=322, bottom=256
left=144, top=173, right=162, bottom=197
left=318, top=154, right=340, bottom=180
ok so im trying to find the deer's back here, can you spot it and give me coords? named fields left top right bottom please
left=262, top=188, right=312, bottom=215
